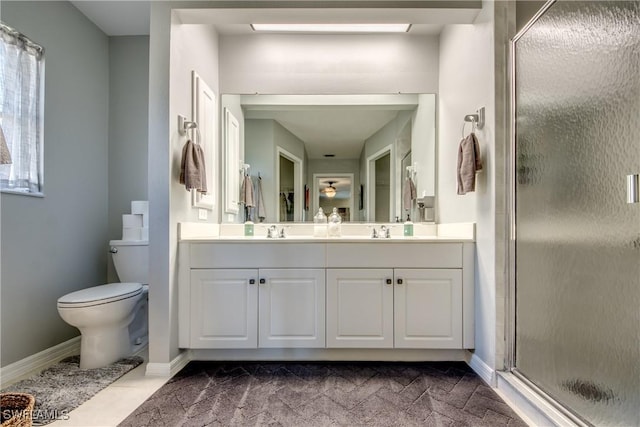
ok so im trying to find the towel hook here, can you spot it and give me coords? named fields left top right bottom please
left=461, top=107, right=485, bottom=138
left=178, top=114, right=198, bottom=136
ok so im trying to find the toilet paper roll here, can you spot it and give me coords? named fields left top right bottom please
left=122, top=214, right=143, bottom=227
left=131, top=201, right=149, bottom=215
left=122, top=227, right=143, bottom=241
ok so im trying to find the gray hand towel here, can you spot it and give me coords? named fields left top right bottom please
left=195, top=143, right=207, bottom=194
left=241, top=174, right=254, bottom=207
left=457, top=133, right=483, bottom=195
left=403, top=177, right=416, bottom=211
left=179, top=140, right=207, bottom=192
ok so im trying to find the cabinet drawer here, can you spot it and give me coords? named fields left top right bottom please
left=190, top=243, right=326, bottom=268
left=326, top=243, right=462, bottom=268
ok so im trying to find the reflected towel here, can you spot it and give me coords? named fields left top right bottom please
left=457, top=133, right=482, bottom=195
left=179, top=140, right=207, bottom=193
left=403, top=177, right=416, bottom=211
left=242, top=174, right=254, bottom=207
left=256, top=176, right=267, bottom=221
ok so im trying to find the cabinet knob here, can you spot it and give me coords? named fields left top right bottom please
left=259, top=278, right=266, bottom=284
left=249, top=279, right=255, bottom=284
left=386, top=279, right=392, bottom=285
left=397, top=278, right=403, bottom=285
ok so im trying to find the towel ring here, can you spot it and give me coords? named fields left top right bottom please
left=461, top=119, right=477, bottom=138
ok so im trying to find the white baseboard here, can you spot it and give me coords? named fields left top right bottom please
left=0, top=336, right=81, bottom=387
left=145, top=350, right=191, bottom=377
left=466, top=351, right=496, bottom=386
left=496, top=371, right=580, bottom=427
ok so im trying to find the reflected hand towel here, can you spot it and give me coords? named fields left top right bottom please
left=242, top=174, right=254, bottom=207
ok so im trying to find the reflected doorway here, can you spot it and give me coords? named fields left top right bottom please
left=313, top=174, right=354, bottom=222
left=276, top=147, right=303, bottom=222
left=366, top=144, right=394, bottom=222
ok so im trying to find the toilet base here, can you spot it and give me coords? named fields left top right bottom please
left=78, top=325, right=131, bottom=370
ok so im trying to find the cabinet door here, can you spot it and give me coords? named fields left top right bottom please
left=394, top=269, right=462, bottom=349
left=258, top=269, right=325, bottom=348
left=190, top=269, right=258, bottom=348
left=327, top=269, right=394, bottom=348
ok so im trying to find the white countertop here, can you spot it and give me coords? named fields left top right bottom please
left=178, top=222, right=475, bottom=242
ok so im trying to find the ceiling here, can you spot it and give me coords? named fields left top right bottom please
left=70, top=1, right=481, bottom=36
left=245, top=108, right=400, bottom=159
left=70, top=1, right=151, bottom=36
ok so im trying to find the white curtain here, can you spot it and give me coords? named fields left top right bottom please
left=0, top=23, right=44, bottom=194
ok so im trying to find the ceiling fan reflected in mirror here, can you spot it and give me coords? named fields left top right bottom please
left=321, top=181, right=337, bottom=198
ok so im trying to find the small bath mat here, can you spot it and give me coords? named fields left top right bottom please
left=1, top=355, right=143, bottom=425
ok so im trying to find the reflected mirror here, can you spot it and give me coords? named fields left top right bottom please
left=221, top=94, right=435, bottom=223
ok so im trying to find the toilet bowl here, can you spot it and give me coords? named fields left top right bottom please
left=57, top=239, right=148, bottom=369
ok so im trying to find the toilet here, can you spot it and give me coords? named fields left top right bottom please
left=57, top=240, right=148, bottom=369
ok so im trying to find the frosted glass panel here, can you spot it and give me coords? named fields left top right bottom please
left=514, top=2, right=640, bottom=426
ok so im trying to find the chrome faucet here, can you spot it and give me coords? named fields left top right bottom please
left=379, top=225, right=391, bottom=239
left=266, top=225, right=287, bottom=238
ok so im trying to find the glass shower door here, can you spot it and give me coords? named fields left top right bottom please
left=513, top=1, right=640, bottom=425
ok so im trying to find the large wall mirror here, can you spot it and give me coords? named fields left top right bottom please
left=221, top=94, right=436, bottom=223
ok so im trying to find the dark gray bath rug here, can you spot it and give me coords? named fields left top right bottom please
left=120, top=361, right=527, bottom=427
left=1, top=355, right=143, bottom=425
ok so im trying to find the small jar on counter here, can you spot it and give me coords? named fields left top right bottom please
left=328, top=207, right=342, bottom=237
left=313, top=208, right=327, bottom=238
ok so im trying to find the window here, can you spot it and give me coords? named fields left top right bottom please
left=0, top=22, right=44, bottom=195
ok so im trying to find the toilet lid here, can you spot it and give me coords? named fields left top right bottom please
left=57, top=283, right=142, bottom=308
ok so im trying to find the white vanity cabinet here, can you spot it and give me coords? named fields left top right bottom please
left=326, top=268, right=462, bottom=349
left=326, top=269, right=394, bottom=348
left=179, top=239, right=475, bottom=354
left=393, top=269, right=462, bottom=349
left=180, top=243, right=326, bottom=349
left=189, top=269, right=258, bottom=349
left=188, top=268, right=325, bottom=349
left=258, top=269, right=325, bottom=348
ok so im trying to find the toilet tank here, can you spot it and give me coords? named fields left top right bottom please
left=109, top=240, right=149, bottom=284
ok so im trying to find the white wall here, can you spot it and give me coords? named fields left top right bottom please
left=108, top=36, right=149, bottom=282
left=147, top=16, right=220, bottom=364
left=1, top=1, right=110, bottom=366
left=220, top=34, right=439, bottom=94
left=438, top=2, right=496, bottom=369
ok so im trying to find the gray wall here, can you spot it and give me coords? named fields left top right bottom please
left=244, top=119, right=306, bottom=223
left=108, top=36, right=149, bottom=282
left=245, top=120, right=275, bottom=221
left=1, top=1, right=110, bottom=366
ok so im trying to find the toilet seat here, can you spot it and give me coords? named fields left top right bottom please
left=57, top=283, right=142, bottom=309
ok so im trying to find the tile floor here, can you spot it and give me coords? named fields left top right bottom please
left=47, top=350, right=170, bottom=427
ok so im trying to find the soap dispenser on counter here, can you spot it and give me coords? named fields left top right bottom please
left=313, top=207, right=327, bottom=238
left=328, top=207, right=342, bottom=237
left=404, top=214, right=414, bottom=237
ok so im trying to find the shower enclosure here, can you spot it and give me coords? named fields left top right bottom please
left=510, top=1, right=639, bottom=425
